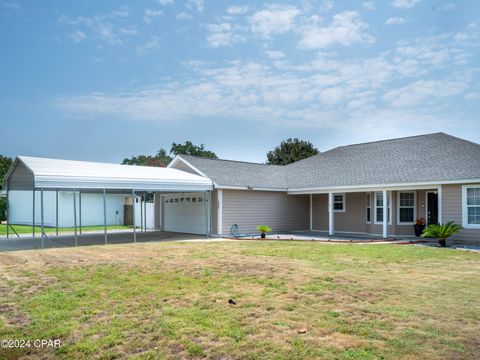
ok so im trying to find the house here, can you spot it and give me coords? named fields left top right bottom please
left=3, top=133, right=480, bottom=243
left=167, top=133, right=480, bottom=242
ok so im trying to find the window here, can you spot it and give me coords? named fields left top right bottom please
left=333, top=194, right=345, bottom=212
left=463, top=186, right=480, bottom=228
left=366, top=193, right=371, bottom=223
left=375, top=192, right=391, bottom=224
left=397, top=191, right=416, bottom=224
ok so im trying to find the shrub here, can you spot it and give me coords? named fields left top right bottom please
left=421, top=221, right=462, bottom=247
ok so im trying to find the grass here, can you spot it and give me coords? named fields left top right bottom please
left=0, top=224, right=131, bottom=236
left=0, top=241, right=479, bottom=359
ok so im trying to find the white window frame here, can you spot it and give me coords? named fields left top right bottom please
left=374, top=191, right=392, bottom=225
left=462, top=185, right=480, bottom=228
left=366, top=193, right=371, bottom=224
left=333, top=193, right=346, bottom=213
left=397, top=191, right=416, bottom=225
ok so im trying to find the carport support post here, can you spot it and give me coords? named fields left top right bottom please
left=328, top=192, right=334, bottom=236
left=79, top=191, right=82, bottom=235
left=41, top=188, right=44, bottom=249
left=382, top=190, right=388, bottom=239
left=144, top=195, right=147, bottom=231
left=103, top=189, right=107, bottom=245
left=132, top=190, right=136, bottom=242
left=140, top=195, right=143, bottom=232
left=73, top=190, right=77, bottom=247
left=55, top=189, right=58, bottom=236
left=6, top=189, right=9, bottom=239
left=32, top=189, right=35, bottom=238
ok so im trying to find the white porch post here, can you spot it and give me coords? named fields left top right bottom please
left=309, top=194, right=313, bottom=231
left=382, top=190, right=388, bottom=238
left=328, top=192, right=334, bottom=236
left=217, top=189, right=223, bottom=236
left=437, top=185, right=443, bottom=224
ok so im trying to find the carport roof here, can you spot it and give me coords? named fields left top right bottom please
left=4, top=156, right=213, bottom=192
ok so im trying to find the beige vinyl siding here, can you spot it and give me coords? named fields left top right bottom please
left=221, top=190, right=309, bottom=234
left=312, top=194, right=328, bottom=230
left=443, top=184, right=480, bottom=243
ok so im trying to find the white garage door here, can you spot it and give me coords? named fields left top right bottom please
left=163, top=193, right=207, bottom=235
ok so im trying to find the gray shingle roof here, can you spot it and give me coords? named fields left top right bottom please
left=178, top=155, right=287, bottom=189
left=177, top=133, right=480, bottom=190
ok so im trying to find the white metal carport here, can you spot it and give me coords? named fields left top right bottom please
left=2, top=156, right=213, bottom=248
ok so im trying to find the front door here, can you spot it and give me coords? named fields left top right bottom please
left=426, top=192, right=438, bottom=226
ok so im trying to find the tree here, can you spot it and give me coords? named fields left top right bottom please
left=266, top=138, right=319, bottom=165
left=122, top=148, right=172, bottom=167
left=170, top=141, right=218, bottom=158
left=0, top=155, right=13, bottom=221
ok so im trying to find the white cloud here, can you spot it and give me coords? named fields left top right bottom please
left=385, top=17, right=408, bottom=25
left=158, top=0, right=173, bottom=5
left=53, top=29, right=477, bottom=134
left=187, top=0, right=204, bottom=12
left=362, top=1, right=375, bottom=10
left=137, top=36, right=161, bottom=55
left=59, top=8, right=136, bottom=45
left=265, top=50, right=285, bottom=59
left=299, top=11, right=374, bottom=49
left=69, top=30, right=87, bottom=43
left=144, top=9, right=163, bottom=24
left=206, top=22, right=245, bottom=47
left=227, top=5, right=249, bottom=15
left=383, top=79, right=466, bottom=107
left=249, top=4, right=301, bottom=38
left=392, top=0, right=420, bottom=9
left=176, top=12, right=192, bottom=20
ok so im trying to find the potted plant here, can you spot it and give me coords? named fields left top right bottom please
left=421, top=221, right=462, bottom=247
left=414, top=217, right=426, bottom=236
left=256, top=225, right=272, bottom=239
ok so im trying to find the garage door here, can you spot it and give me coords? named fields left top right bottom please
left=163, top=193, right=207, bottom=235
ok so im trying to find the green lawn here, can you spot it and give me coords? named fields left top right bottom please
left=0, top=224, right=131, bottom=236
left=0, top=241, right=479, bottom=359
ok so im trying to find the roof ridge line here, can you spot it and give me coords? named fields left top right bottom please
left=180, top=154, right=280, bottom=167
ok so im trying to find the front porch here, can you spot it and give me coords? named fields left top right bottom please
left=301, top=187, right=443, bottom=239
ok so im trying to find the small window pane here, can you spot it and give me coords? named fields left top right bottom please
left=366, top=193, right=371, bottom=207
left=376, top=192, right=383, bottom=206
left=376, top=208, right=383, bottom=222
left=468, top=206, right=480, bottom=224
left=399, top=208, right=414, bottom=223
left=366, top=208, right=371, bottom=222
left=400, top=192, right=414, bottom=207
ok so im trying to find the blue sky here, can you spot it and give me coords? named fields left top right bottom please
left=1, top=0, right=479, bottom=163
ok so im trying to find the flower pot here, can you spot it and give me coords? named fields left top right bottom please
left=438, top=239, right=446, bottom=247
left=261, top=233, right=266, bottom=239
left=414, top=224, right=425, bottom=237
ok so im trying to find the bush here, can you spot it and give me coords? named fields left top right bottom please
left=421, top=221, right=462, bottom=247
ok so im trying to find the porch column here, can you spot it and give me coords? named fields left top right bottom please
left=382, top=190, right=388, bottom=239
left=328, top=192, right=334, bottom=236
left=309, top=194, right=313, bottom=231
left=41, top=188, right=44, bottom=249
left=437, top=186, right=443, bottom=224
left=217, top=189, right=223, bottom=236
left=32, top=189, right=35, bottom=238
left=6, top=189, right=9, bottom=239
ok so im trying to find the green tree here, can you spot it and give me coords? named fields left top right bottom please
left=266, top=138, right=319, bottom=165
left=170, top=141, right=217, bottom=158
left=0, top=155, right=13, bottom=221
left=122, top=148, right=173, bottom=167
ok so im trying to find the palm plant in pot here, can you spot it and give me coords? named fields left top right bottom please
left=421, top=221, right=462, bottom=247
left=257, top=225, right=272, bottom=239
